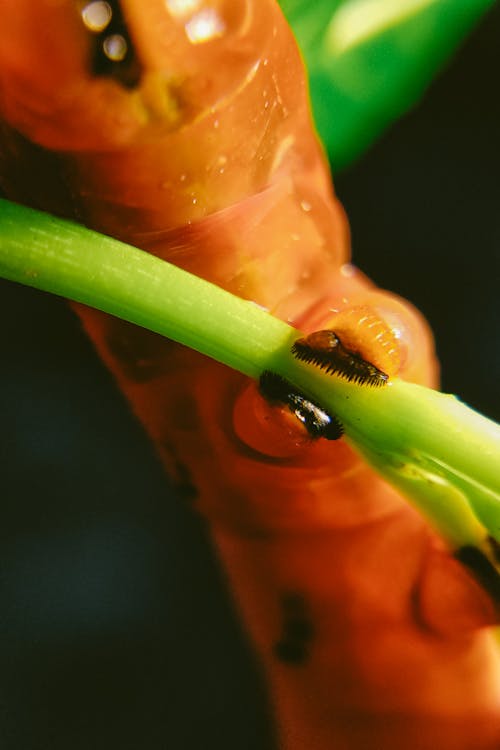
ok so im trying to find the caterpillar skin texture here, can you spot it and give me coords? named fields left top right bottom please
left=1, top=1, right=500, bottom=748
left=259, top=370, right=344, bottom=440
left=292, top=330, right=389, bottom=387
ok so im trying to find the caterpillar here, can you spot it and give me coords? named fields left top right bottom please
left=1, top=1, right=499, bottom=749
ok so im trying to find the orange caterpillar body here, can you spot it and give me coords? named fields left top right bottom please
left=1, top=1, right=499, bottom=747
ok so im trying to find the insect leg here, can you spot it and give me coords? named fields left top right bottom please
left=292, top=330, right=388, bottom=387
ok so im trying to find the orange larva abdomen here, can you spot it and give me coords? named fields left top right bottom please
left=324, top=305, right=402, bottom=377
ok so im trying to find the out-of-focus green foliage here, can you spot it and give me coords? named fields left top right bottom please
left=279, top=0, right=497, bottom=171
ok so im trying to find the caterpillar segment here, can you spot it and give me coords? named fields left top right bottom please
left=0, top=1, right=499, bottom=748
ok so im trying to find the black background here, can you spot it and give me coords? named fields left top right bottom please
left=0, top=5, right=498, bottom=749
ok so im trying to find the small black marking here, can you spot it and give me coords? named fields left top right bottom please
left=172, top=460, right=199, bottom=504
left=273, top=640, right=308, bottom=665
left=282, top=614, right=314, bottom=643
left=82, top=0, right=142, bottom=88
left=292, top=330, right=388, bottom=387
left=455, top=545, right=500, bottom=604
left=273, top=592, right=314, bottom=667
left=259, top=371, right=343, bottom=441
left=281, top=592, right=306, bottom=611
left=486, top=535, right=500, bottom=566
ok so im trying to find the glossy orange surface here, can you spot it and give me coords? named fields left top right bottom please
left=0, top=1, right=499, bottom=747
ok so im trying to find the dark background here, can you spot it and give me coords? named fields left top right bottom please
left=0, top=6, right=498, bottom=749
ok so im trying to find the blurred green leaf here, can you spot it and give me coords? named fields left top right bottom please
left=279, top=0, right=497, bottom=170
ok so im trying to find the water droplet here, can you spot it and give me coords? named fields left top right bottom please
left=185, top=9, right=226, bottom=44
left=103, top=34, right=127, bottom=62
left=166, top=0, right=202, bottom=18
left=81, top=1, right=112, bottom=33
left=300, top=200, right=312, bottom=212
left=340, top=263, right=355, bottom=278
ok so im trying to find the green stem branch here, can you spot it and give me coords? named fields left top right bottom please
left=1, top=198, right=499, bottom=549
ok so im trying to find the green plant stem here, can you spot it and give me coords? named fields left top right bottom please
left=0, top=199, right=295, bottom=377
left=0, top=198, right=499, bottom=549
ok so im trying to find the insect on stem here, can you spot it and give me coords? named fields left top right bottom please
left=259, top=371, right=344, bottom=441
left=292, top=330, right=389, bottom=387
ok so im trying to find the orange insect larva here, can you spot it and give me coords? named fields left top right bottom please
left=324, top=305, right=402, bottom=377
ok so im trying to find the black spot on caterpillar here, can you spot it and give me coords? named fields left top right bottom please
left=455, top=545, right=500, bottom=606
left=81, top=0, right=141, bottom=88
left=292, top=330, right=388, bottom=387
left=273, top=592, right=314, bottom=666
left=259, top=371, right=344, bottom=441
left=172, top=460, right=199, bottom=505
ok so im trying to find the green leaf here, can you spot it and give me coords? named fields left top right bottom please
left=279, top=0, right=497, bottom=170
